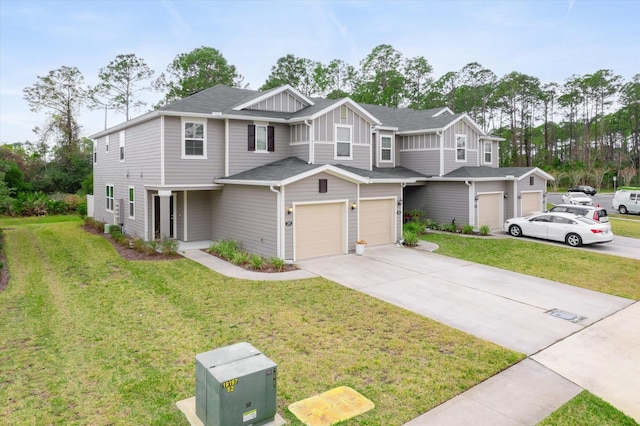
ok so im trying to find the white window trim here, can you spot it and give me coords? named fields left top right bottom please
left=106, top=184, right=114, bottom=212
left=254, top=122, right=269, bottom=153
left=105, top=134, right=109, bottom=153
left=119, top=131, right=125, bottom=162
left=455, top=134, right=467, bottom=162
left=181, top=118, right=208, bottom=159
left=484, top=141, right=492, bottom=164
left=334, top=124, right=353, bottom=160
left=128, top=186, right=135, bottom=220
left=379, top=135, right=393, bottom=163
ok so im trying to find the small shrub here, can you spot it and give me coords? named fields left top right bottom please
left=408, top=209, right=425, bottom=222
left=425, top=219, right=438, bottom=230
left=479, top=225, right=490, bottom=236
left=77, top=199, right=88, bottom=217
left=109, top=225, right=121, bottom=235
left=209, top=240, right=239, bottom=259
left=131, top=237, right=146, bottom=252
left=403, top=221, right=424, bottom=235
left=230, top=250, right=249, bottom=265
left=270, top=257, right=286, bottom=272
left=144, top=240, right=158, bottom=254
left=63, top=194, right=82, bottom=212
left=462, top=224, right=474, bottom=234
left=403, top=230, right=419, bottom=247
left=160, top=238, right=178, bottom=255
left=249, top=254, right=264, bottom=270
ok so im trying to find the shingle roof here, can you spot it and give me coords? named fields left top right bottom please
left=159, top=85, right=258, bottom=114
left=359, top=103, right=463, bottom=132
left=335, top=164, right=429, bottom=180
left=443, top=166, right=538, bottom=178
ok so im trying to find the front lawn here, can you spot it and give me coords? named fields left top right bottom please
left=0, top=219, right=521, bottom=425
left=609, top=214, right=640, bottom=238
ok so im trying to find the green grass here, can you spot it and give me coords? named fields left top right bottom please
left=0, top=214, right=82, bottom=227
left=538, top=391, right=639, bottom=426
left=609, top=214, right=640, bottom=238
left=0, top=220, right=522, bottom=425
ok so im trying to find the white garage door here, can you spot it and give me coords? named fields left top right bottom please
left=360, top=199, right=395, bottom=246
left=521, top=192, right=542, bottom=216
left=295, top=203, right=345, bottom=260
left=478, top=193, right=502, bottom=230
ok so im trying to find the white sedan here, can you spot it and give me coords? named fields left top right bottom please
left=504, top=212, right=613, bottom=247
left=561, top=191, right=593, bottom=206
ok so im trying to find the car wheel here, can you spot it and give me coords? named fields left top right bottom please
left=566, top=233, right=582, bottom=247
left=619, top=205, right=628, bottom=214
left=508, top=225, right=522, bottom=237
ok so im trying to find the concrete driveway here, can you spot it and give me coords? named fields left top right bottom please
left=298, top=244, right=632, bottom=356
left=297, top=244, right=640, bottom=424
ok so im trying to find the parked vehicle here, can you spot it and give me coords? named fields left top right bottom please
left=504, top=212, right=613, bottom=247
left=612, top=188, right=640, bottom=214
left=549, top=204, right=610, bottom=227
left=568, top=185, right=597, bottom=196
left=561, top=192, right=593, bottom=206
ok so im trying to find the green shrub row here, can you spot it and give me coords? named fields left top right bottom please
left=402, top=210, right=492, bottom=246
left=208, top=240, right=286, bottom=272
left=2, top=192, right=85, bottom=217
left=83, top=217, right=178, bottom=255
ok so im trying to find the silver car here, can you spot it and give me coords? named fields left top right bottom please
left=561, top=192, right=593, bottom=206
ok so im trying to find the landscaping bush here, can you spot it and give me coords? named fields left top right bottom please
left=230, top=250, right=249, bottom=265
left=77, top=199, right=88, bottom=217
left=270, top=257, right=286, bottom=272
left=249, top=254, right=264, bottom=270
left=462, top=224, right=474, bottom=234
left=479, top=225, right=490, bottom=236
left=403, top=230, right=419, bottom=246
left=403, top=220, right=425, bottom=235
left=160, top=237, right=178, bottom=255
left=425, top=219, right=438, bottom=230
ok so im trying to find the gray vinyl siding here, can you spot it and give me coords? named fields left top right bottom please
left=481, top=140, right=498, bottom=167
left=314, top=143, right=370, bottom=169
left=184, top=190, right=212, bottom=241
left=404, top=182, right=471, bottom=226
left=441, top=120, right=480, bottom=174
left=228, top=120, right=291, bottom=175
left=93, top=118, right=162, bottom=237
left=284, top=172, right=358, bottom=260
left=290, top=143, right=310, bottom=162
left=290, top=123, right=310, bottom=143
left=210, top=185, right=277, bottom=257
left=163, top=116, right=225, bottom=184
left=247, top=92, right=308, bottom=112
left=313, top=107, right=371, bottom=145
left=360, top=183, right=402, bottom=240
left=399, top=150, right=439, bottom=176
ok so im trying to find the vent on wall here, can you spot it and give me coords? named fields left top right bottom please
left=319, top=179, right=327, bottom=193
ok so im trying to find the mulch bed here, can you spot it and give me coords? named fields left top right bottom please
left=199, top=249, right=299, bottom=273
left=82, top=225, right=180, bottom=261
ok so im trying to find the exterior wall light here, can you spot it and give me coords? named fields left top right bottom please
left=504, top=193, right=509, bottom=199
left=287, top=207, right=293, bottom=215
left=351, top=202, right=357, bottom=210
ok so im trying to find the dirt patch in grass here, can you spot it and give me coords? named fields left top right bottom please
left=82, top=225, right=180, bottom=261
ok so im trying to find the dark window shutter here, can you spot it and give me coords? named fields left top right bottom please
left=530, top=176, right=534, bottom=185
left=248, top=124, right=256, bottom=151
left=267, top=126, right=275, bottom=152
left=319, top=179, right=328, bottom=193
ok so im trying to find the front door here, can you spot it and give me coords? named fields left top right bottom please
left=154, top=195, right=174, bottom=239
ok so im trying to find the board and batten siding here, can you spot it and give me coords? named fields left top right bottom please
left=210, top=185, right=277, bottom=257
left=313, top=106, right=372, bottom=145
left=163, top=116, right=225, bottom=184
left=227, top=121, right=291, bottom=175
left=93, top=117, right=162, bottom=239
left=290, top=123, right=310, bottom=143
left=360, top=184, right=402, bottom=241
left=284, top=172, right=358, bottom=260
left=247, top=92, right=308, bottom=113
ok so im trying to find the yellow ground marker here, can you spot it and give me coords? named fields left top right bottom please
left=288, top=386, right=375, bottom=426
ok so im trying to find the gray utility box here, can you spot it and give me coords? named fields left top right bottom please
left=196, top=342, right=277, bottom=426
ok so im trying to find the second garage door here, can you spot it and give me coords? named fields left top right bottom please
left=360, top=199, right=395, bottom=246
left=521, top=192, right=542, bottom=216
left=295, top=202, right=345, bottom=260
left=478, top=193, right=502, bottom=230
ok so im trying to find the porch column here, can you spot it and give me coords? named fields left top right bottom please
left=158, top=190, right=172, bottom=239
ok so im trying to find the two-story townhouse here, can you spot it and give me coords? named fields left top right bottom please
left=91, top=84, right=552, bottom=261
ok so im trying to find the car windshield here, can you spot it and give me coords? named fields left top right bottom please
left=570, top=193, right=587, bottom=198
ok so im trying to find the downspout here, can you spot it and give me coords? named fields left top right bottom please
left=269, top=186, right=282, bottom=259
left=399, top=182, right=407, bottom=244
left=224, top=118, right=229, bottom=176
left=304, top=120, right=313, bottom=164
left=437, top=131, right=444, bottom=176
left=465, top=180, right=475, bottom=227
left=160, top=116, right=165, bottom=185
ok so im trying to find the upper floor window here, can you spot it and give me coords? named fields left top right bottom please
left=380, top=136, right=392, bottom=162
left=105, top=135, right=109, bottom=153
left=183, top=119, right=207, bottom=158
left=248, top=124, right=274, bottom=152
left=119, top=131, right=125, bottom=162
left=106, top=184, right=114, bottom=212
left=456, top=135, right=466, bottom=162
left=340, top=105, right=347, bottom=121
left=484, top=141, right=492, bottom=164
left=335, top=125, right=352, bottom=159
left=93, top=140, right=97, bottom=164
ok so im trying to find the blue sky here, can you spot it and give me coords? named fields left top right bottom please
left=1, top=0, right=638, bottom=144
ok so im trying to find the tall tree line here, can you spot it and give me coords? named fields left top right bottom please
left=4, top=44, right=639, bottom=203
